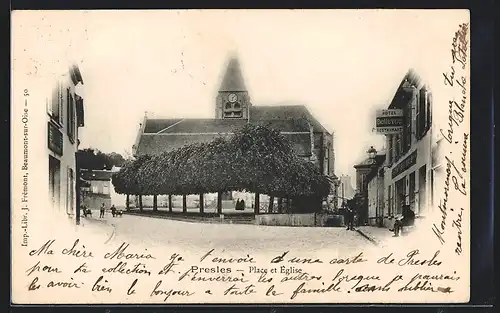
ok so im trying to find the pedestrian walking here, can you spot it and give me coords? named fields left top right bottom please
left=100, top=203, right=105, bottom=218
left=344, top=206, right=354, bottom=230
left=111, top=204, right=116, bottom=217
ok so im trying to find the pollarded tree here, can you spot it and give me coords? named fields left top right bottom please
left=113, top=123, right=331, bottom=213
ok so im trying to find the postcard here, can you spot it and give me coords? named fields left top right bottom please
left=11, top=9, right=470, bottom=304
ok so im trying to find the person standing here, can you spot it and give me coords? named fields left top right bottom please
left=110, top=204, right=116, bottom=217
left=344, top=206, right=354, bottom=230
left=100, top=203, right=105, bottom=218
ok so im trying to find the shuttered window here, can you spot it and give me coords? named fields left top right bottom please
left=50, top=82, right=64, bottom=126
left=403, top=95, right=412, bottom=153
left=67, top=88, right=76, bottom=143
left=426, top=92, right=433, bottom=131
left=417, top=88, right=426, bottom=138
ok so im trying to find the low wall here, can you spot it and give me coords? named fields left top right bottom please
left=255, top=213, right=344, bottom=227
left=318, top=214, right=344, bottom=227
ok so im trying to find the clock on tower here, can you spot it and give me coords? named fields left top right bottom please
left=215, top=57, right=251, bottom=119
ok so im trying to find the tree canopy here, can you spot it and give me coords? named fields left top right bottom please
left=79, top=148, right=127, bottom=170
left=112, top=124, right=332, bottom=200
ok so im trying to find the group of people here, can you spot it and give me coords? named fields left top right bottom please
left=342, top=200, right=415, bottom=236
left=98, top=203, right=121, bottom=218
left=235, top=199, right=246, bottom=211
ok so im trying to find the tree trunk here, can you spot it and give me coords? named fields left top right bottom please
left=277, top=197, right=283, bottom=213
left=139, top=195, right=143, bottom=212
left=153, top=195, right=158, bottom=211
left=199, top=193, right=204, bottom=214
left=168, top=195, right=172, bottom=212
left=182, top=195, right=187, bottom=213
left=254, top=193, right=260, bottom=214
left=268, top=196, right=274, bottom=213
left=126, top=194, right=130, bottom=210
left=217, top=191, right=222, bottom=214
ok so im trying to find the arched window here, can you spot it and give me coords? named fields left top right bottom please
left=225, top=102, right=232, bottom=110
left=233, top=102, right=241, bottom=109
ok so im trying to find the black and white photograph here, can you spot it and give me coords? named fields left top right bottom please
left=11, top=9, right=470, bottom=304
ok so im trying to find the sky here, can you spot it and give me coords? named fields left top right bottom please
left=13, top=9, right=466, bottom=180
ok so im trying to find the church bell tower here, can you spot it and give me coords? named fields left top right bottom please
left=215, top=56, right=251, bottom=119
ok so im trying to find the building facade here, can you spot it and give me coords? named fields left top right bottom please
left=80, top=169, right=113, bottom=209
left=46, top=64, right=85, bottom=223
left=337, top=175, right=355, bottom=207
left=366, top=69, right=441, bottom=229
left=366, top=154, right=386, bottom=226
left=353, top=148, right=385, bottom=225
left=132, top=56, right=337, bottom=210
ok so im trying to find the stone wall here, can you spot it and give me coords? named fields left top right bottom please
left=255, top=213, right=344, bottom=227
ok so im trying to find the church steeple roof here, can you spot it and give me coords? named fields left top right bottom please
left=219, top=56, right=247, bottom=92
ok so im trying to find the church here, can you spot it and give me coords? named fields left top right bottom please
left=132, top=56, right=337, bottom=210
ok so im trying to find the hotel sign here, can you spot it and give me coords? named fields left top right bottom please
left=392, top=150, right=417, bottom=179
left=48, top=122, right=63, bottom=156
left=376, top=109, right=403, bottom=134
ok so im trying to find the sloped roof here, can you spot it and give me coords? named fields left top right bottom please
left=136, top=133, right=231, bottom=156
left=144, top=118, right=247, bottom=134
left=250, top=105, right=329, bottom=133
left=219, top=57, right=247, bottom=92
left=250, top=118, right=311, bottom=132
left=388, top=69, right=424, bottom=110
left=80, top=169, right=113, bottom=181
left=135, top=131, right=311, bottom=157
left=143, top=117, right=311, bottom=135
left=135, top=117, right=312, bottom=157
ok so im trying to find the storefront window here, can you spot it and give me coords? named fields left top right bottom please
left=395, top=178, right=405, bottom=214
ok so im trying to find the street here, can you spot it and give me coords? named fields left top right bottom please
left=87, top=214, right=372, bottom=255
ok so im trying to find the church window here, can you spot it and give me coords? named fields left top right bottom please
left=233, top=102, right=241, bottom=109
left=225, top=102, right=232, bottom=110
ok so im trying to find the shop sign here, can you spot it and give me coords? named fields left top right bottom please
left=392, top=150, right=417, bottom=179
left=376, top=109, right=403, bottom=134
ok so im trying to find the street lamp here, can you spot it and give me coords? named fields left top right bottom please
left=368, top=146, right=384, bottom=227
left=367, top=146, right=377, bottom=161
